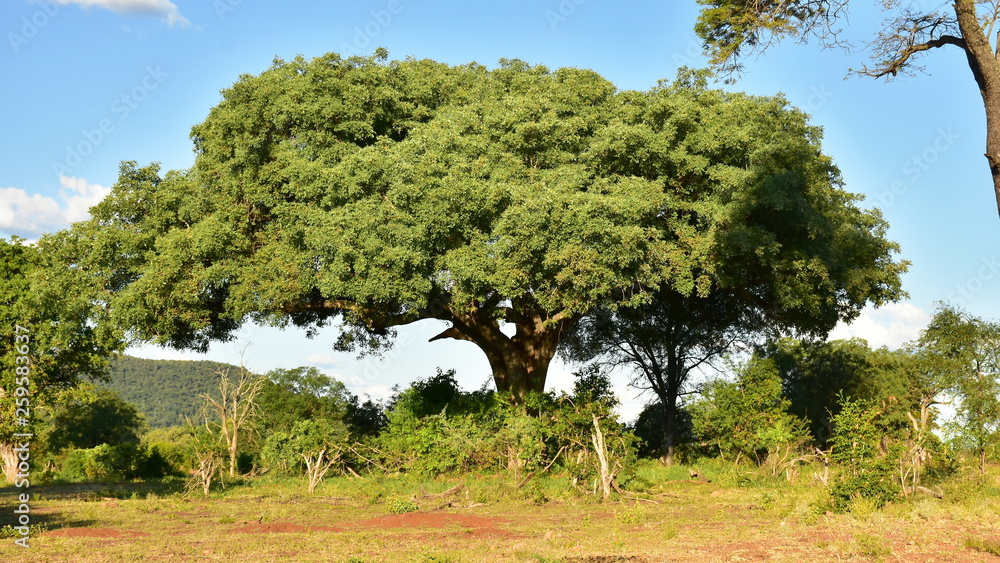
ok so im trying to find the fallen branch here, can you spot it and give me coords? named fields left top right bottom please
left=911, top=486, right=944, bottom=499
left=611, top=480, right=660, bottom=504
left=420, top=482, right=465, bottom=499
left=345, top=443, right=390, bottom=473
left=516, top=472, right=536, bottom=489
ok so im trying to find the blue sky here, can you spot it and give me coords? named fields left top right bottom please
left=2, top=0, right=998, bottom=420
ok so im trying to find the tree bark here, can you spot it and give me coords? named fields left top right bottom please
left=1, top=441, right=19, bottom=485
left=659, top=395, right=677, bottom=465
left=954, top=0, right=1000, bottom=217
left=430, top=306, right=571, bottom=404
left=655, top=349, right=684, bottom=466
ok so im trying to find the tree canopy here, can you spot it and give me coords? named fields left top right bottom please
left=695, top=0, right=1000, bottom=217
left=57, top=53, right=905, bottom=401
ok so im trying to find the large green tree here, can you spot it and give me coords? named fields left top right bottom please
left=59, top=54, right=904, bottom=402
left=695, top=0, right=1000, bottom=217
left=0, top=237, right=122, bottom=483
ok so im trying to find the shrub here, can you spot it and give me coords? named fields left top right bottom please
left=689, top=357, right=810, bottom=468
left=828, top=397, right=899, bottom=512
left=362, top=367, right=639, bottom=488
left=56, top=443, right=173, bottom=482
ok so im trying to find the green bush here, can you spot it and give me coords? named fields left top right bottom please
left=57, top=443, right=174, bottom=482
left=688, top=357, right=810, bottom=467
left=362, top=367, right=639, bottom=485
left=828, top=397, right=899, bottom=512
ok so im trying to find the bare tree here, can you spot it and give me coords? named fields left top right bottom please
left=201, top=362, right=265, bottom=478
left=695, top=0, right=1000, bottom=217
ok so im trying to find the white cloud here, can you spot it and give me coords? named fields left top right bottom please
left=0, top=175, right=110, bottom=239
left=827, top=301, right=931, bottom=350
left=55, top=0, right=190, bottom=27
left=306, top=353, right=346, bottom=368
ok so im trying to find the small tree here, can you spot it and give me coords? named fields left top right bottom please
left=256, top=366, right=354, bottom=435
left=828, top=397, right=899, bottom=512
left=263, top=419, right=347, bottom=493
left=201, top=362, right=265, bottom=477
left=916, top=304, right=1000, bottom=474
left=44, top=384, right=146, bottom=453
left=184, top=405, right=226, bottom=496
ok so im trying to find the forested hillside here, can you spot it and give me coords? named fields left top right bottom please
left=101, top=355, right=244, bottom=428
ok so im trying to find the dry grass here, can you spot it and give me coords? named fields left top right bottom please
left=0, top=463, right=998, bottom=562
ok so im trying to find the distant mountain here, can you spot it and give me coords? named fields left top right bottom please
left=99, top=355, right=245, bottom=428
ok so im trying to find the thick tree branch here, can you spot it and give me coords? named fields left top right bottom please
left=862, top=34, right=966, bottom=78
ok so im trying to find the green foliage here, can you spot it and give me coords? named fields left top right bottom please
left=0, top=237, right=122, bottom=480
left=142, top=426, right=195, bottom=472
left=257, top=366, right=353, bottom=434
left=63, top=52, right=905, bottom=401
left=346, top=396, right=388, bottom=438
left=630, top=401, right=696, bottom=460
left=261, top=418, right=347, bottom=475
left=364, top=368, right=637, bottom=484
left=689, top=357, right=810, bottom=465
left=57, top=443, right=173, bottom=482
left=764, top=338, right=926, bottom=446
left=828, top=397, right=898, bottom=512
left=44, top=384, right=146, bottom=453
left=695, top=0, right=834, bottom=73
left=915, top=304, right=1000, bottom=473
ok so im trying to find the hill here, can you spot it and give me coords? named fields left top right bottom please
left=100, top=355, right=245, bottom=428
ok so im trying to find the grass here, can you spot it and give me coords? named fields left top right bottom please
left=0, top=460, right=998, bottom=561
left=965, top=536, right=1000, bottom=556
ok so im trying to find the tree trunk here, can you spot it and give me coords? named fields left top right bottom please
left=659, top=390, right=678, bottom=465
left=983, top=94, right=1000, bottom=218
left=954, top=0, right=1000, bottom=216
left=432, top=309, right=568, bottom=405
left=1, top=441, right=19, bottom=485
left=229, top=439, right=238, bottom=478
left=656, top=351, right=684, bottom=466
left=487, top=337, right=555, bottom=403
